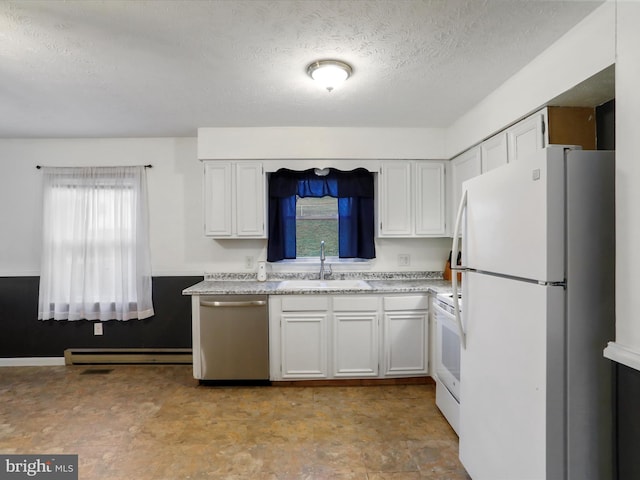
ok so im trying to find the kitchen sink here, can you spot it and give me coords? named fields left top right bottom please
left=276, top=279, right=372, bottom=291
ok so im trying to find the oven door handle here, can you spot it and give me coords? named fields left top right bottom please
left=451, top=189, right=467, bottom=349
left=433, top=302, right=455, bottom=324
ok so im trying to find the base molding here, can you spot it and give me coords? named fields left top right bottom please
left=272, top=376, right=434, bottom=387
left=0, top=357, right=65, bottom=367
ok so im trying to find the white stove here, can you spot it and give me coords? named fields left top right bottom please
left=433, top=290, right=462, bottom=435
left=435, top=292, right=461, bottom=313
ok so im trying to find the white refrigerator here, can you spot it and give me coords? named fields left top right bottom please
left=451, top=146, right=615, bottom=480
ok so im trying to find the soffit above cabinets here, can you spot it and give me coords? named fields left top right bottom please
left=549, top=65, right=615, bottom=108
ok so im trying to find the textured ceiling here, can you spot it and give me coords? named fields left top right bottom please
left=0, top=0, right=606, bottom=138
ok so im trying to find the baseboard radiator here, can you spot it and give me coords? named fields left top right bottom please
left=64, top=348, right=192, bottom=365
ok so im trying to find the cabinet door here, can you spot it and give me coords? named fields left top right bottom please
left=384, top=310, right=428, bottom=376
left=333, top=312, right=379, bottom=377
left=378, top=161, right=412, bottom=236
left=507, top=111, right=546, bottom=163
left=235, top=162, right=266, bottom=237
left=415, top=161, right=446, bottom=236
left=281, top=312, right=328, bottom=378
left=481, top=132, right=508, bottom=173
left=204, top=162, right=233, bottom=236
left=451, top=147, right=481, bottom=234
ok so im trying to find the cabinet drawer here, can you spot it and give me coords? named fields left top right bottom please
left=333, top=296, right=378, bottom=311
left=383, top=295, right=429, bottom=311
left=281, top=296, right=330, bottom=311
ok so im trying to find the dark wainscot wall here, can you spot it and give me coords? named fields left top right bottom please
left=617, top=364, right=640, bottom=479
left=0, top=276, right=201, bottom=358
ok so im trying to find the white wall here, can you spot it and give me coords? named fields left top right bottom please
left=0, top=137, right=451, bottom=277
left=0, top=138, right=209, bottom=276
left=604, top=0, right=640, bottom=370
left=198, top=127, right=446, bottom=160
left=445, top=2, right=616, bottom=158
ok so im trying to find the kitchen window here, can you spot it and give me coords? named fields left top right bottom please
left=267, top=168, right=375, bottom=262
left=296, top=196, right=338, bottom=257
left=37, top=166, right=154, bottom=321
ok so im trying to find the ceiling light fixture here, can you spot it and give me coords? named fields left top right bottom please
left=307, top=60, right=352, bottom=92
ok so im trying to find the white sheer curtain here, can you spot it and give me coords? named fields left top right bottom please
left=38, top=166, right=154, bottom=321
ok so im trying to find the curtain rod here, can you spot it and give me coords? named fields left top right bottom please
left=36, top=165, right=152, bottom=169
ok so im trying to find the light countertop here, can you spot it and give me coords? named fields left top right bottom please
left=182, top=272, right=452, bottom=296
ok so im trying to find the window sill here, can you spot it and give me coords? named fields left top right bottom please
left=269, top=257, right=373, bottom=274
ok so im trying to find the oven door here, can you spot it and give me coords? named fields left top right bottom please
left=434, top=301, right=461, bottom=402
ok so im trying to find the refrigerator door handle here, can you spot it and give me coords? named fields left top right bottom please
left=451, top=189, right=467, bottom=349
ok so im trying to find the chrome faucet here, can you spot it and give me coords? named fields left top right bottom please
left=319, top=240, right=326, bottom=280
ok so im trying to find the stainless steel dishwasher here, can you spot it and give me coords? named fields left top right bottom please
left=196, top=295, right=269, bottom=384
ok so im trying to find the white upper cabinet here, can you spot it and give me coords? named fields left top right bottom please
left=378, top=160, right=446, bottom=238
left=506, top=110, right=547, bottom=163
left=505, top=106, right=597, bottom=164
left=450, top=147, right=482, bottom=233
left=234, top=163, right=266, bottom=237
left=480, top=132, right=509, bottom=173
left=378, top=161, right=412, bottom=236
left=204, top=162, right=233, bottom=236
left=415, top=162, right=446, bottom=236
left=447, top=106, right=597, bottom=237
left=203, top=161, right=266, bottom=238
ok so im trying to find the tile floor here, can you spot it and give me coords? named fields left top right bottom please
left=0, top=366, right=470, bottom=479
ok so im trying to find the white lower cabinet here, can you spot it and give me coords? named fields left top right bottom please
left=279, top=296, right=329, bottom=379
left=383, top=296, right=429, bottom=376
left=333, top=296, right=379, bottom=377
left=270, top=294, right=428, bottom=381
left=281, top=312, right=328, bottom=378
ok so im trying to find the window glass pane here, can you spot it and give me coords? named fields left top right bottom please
left=51, top=185, right=137, bottom=303
left=296, top=196, right=338, bottom=257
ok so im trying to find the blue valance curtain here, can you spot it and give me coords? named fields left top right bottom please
left=267, top=168, right=375, bottom=262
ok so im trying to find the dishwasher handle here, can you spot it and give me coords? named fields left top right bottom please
left=200, top=299, right=267, bottom=308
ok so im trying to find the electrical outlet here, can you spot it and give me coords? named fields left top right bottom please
left=94, top=323, right=103, bottom=336
left=245, top=256, right=254, bottom=269
left=398, top=254, right=410, bottom=266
